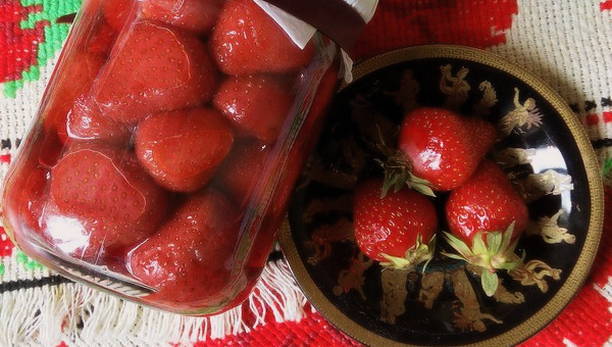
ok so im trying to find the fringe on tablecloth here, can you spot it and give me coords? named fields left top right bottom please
left=0, top=258, right=311, bottom=346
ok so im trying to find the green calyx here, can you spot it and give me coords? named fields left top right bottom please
left=380, top=234, right=436, bottom=272
left=442, top=222, right=522, bottom=297
left=376, top=156, right=436, bottom=198
left=371, top=124, right=436, bottom=198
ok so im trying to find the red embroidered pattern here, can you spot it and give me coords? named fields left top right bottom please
left=0, top=227, right=15, bottom=257
left=353, top=0, right=518, bottom=59
left=0, top=1, right=47, bottom=83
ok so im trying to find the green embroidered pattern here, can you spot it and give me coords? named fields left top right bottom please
left=3, top=0, right=81, bottom=97
left=16, top=250, right=44, bottom=270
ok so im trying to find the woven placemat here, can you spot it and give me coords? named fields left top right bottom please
left=0, top=0, right=610, bottom=345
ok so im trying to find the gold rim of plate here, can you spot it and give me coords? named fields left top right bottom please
left=278, top=44, right=604, bottom=346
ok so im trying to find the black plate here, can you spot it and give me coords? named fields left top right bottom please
left=279, top=45, right=603, bottom=346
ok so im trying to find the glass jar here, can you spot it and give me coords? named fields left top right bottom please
left=1, top=0, right=356, bottom=315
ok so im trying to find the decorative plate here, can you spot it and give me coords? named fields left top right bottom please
left=279, top=45, right=603, bottom=346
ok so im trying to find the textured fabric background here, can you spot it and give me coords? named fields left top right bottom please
left=0, top=0, right=610, bottom=345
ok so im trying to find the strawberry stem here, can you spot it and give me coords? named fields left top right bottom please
left=380, top=234, right=436, bottom=271
left=442, top=222, right=521, bottom=297
left=372, top=125, right=435, bottom=198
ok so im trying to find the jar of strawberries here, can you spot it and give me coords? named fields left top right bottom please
left=2, top=0, right=377, bottom=314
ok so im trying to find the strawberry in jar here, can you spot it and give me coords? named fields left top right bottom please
left=2, top=0, right=375, bottom=314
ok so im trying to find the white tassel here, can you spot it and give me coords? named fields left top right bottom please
left=1, top=287, right=57, bottom=346
left=0, top=258, right=309, bottom=345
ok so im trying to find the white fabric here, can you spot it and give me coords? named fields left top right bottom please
left=490, top=0, right=612, bottom=163
left=0, top=0, right=610, bottom=345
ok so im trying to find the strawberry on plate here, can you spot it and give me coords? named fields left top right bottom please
left=45, top=143, right=168, bottom=261
left=353, top=178, right=438, bottom=270
left=381, top=107, right=496, bottom=195
left=93, top=21, right=218, bottom=123
left=141, top=0, right=223, bottom=34
left=214, top=75, right=292, bottom=144
left=216, top=141, right=270, bottom=204
left=210, top=0, right=314, bottom=75
left=443, top=160, right=529, bottom=296
left=135, top=108, right=234, bottom=192
left=128, top=189, right=240, bottom=310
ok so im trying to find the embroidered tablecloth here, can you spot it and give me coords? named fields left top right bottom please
left=0, top=0, right=610, bottom=345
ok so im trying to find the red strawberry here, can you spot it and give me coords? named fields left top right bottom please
left=214, top=75, right=292, bottom=144
left=383, top=107, right=496, bottom=195
left=128, top=189, right=239, bottom=310
left=44, top=51, right=105, bottom=144
left=268, top=147, right=306, bottom=219
left=88, top=21, right=117, bottom=56
left=353, top=179, right=438, bottom=269
left=2, top=142, right=49, bottom=235
left=248, top=151, right=307, bottom=273
left=210, top=0, right=314, bottom=75
left=141, top=0, right=222, bottom=34
left=46, top=143, right=168, bottom=261
left=38, top=128, right=65, bottom=169
left=93, top=21, right=218, bottom=124
left=296, top=64, right=340, bottom=138
left=135, top=108, right=234, bottom=192
left=259, top=65, right=340, bottom=224
left=443, top=160, right=528, bottom=296
left=103, top=0, right=135, bottom=31
left=217, top=141, right=270, bottom=203
left=13, top=166, right=48, bottom=234
left=66, top=96, right=131, bottom=145
left=446, top=160, right=529, bottom=242
left=257, top=65, right=340, bottom=224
